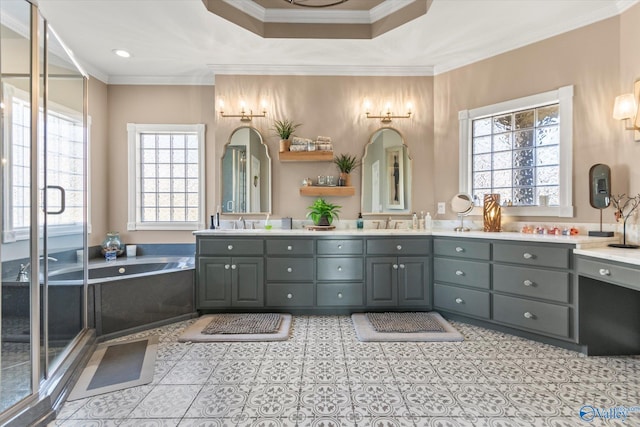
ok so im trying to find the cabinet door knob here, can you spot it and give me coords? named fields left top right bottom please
left=287, top=293, right=293, bottom=299
left=287, top=245, right=293, bottom=251
left=227, top=245, right=233, bottom=251
left=231, top=264, right=237, bottom=270
left=455, top=298, right=464, bottom=304
left=337, top=266, right=342, bottom=271
left=396, top=245, right=402, bottom=251
left=455, top=270, right=464, bottom=276
left=393, top=264, right=398, bottom=270
left=399, top=264, right=405, bottom=269
left=337, top=292, right=343, bottom=299
left=599, top=268, right=610, bottom=276
left=523, top=311, right=534, bottom=319
left=523, top=280, right=533, bottom=286
left=455, top=246, right=464, bottom=253
left=523, top=252, right=533, bottom=259
left=287, top=267, right=293, bottom=273
left=225, top=264, right=230, bottom=270
left=338, top=244, right=342, bottom=249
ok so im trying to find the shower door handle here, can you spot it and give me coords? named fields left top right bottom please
left=44, top=185, right=66, bottom=215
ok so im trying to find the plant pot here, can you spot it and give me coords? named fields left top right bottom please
left=279, top=139, right=291, bottom=153
left=317, top=215, right=331, bottom=226
left=339, top=172, right=351, bottom=187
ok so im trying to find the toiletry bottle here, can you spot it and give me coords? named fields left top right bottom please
left=425, top=212, right=432, bottom=231
left=412, top=212, right=418, bottom=229
left=357, top=212, right=364, bottom=229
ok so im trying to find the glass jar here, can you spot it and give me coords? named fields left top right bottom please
left=101, top=231, right=124, bottom=255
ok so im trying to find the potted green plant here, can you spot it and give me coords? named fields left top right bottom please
left=333, top=153, right=360, bottom=187
left=273, top=118, right=301, bottom=152
left=307, top=198, right=341, bottom=226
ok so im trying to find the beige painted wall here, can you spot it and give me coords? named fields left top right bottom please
left=433, top=15, right=624, bottom=223
left=88, top=77, right=109, bottom=246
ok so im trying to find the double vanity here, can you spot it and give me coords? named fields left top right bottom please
left=194, top=228, right=640, bottom=355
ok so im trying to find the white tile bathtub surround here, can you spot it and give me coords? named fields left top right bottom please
left=49, top=316, right=640, bottom=426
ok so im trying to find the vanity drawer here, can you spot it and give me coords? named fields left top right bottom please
left=317, top=257, right=363, bottom=281
left=493, top=294, right=570, bottom=338
left=317, top=282, right=363, bottom=306
left=433, top=283, right=490, bottom=319
left=317, top=239, right=363, bottom=255
left=266, top=239, right=314, bottom=256
left=434, top=239, right=490, bottom=260
left=266, top=258, right=314, bottom=281
left=266, top=283, right=314, bottom=307
left=199, top=239, right=264, bottom=256
left=493, top=243, right=570, bottom=269
left=577, top=258, right=640, bottom=291
left=366, top=239, right=430, bottom=256
left=493, top=264, right=570, bottom=303
left=433, top=258, right=490, bottom=289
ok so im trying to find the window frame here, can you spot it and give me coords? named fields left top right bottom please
left=459, top=85, right=574, bottom=217
left=127, top=123, right=206, bottom=231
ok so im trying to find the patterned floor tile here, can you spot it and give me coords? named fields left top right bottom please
left=69, top=385, right=153, bottom=419
left=297, top=383, right=353, bottom=419
left=302, top=359, right=349, bottom=383
left=208, top=359, right=259, bottom=384
left=181, top=342, right=229, bottom=360
left=128, top=385, right=201, bottom=418
left=346, top=359, right=394, bottom=384
left=431, top=359, right=487, bottom=384
left=184, top=384, right=250, bottom=419
left=389, top=359, right=439, bottom=384
left=255, top=358, right=303, bottom=383
left=497, top=383, right=568, bottom=417
left=243, top=383, right=300, bottom=419
left=159, top=359, right=217, bottom=385
left=399, top=383, right=464, bottom=417
left=119, top=419, right=180, bottom=427
left=177, top=419, right=232, bottom=427
left=350, top=383, right=405, bottom=418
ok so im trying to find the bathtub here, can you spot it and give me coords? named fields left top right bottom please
left=50, top=256, right=196, bottom=339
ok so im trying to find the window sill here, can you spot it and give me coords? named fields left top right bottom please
left=469, top=205, right=574, bottom=218
left=127, top=222, right=205, bottom=231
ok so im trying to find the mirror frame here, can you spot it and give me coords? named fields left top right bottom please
left=360, top=127, right=412, bottom=214
left=219, top=126, right=272, bottom=215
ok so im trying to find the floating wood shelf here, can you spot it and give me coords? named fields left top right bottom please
left=279, top=151, right=333, bottom=162
left=299, top=186, right=355, bottom=197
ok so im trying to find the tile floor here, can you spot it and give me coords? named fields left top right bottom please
left=49, top=316, right=640, bottom=427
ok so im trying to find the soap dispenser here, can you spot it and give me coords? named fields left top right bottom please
left=357, top=212, right=364, bottom=229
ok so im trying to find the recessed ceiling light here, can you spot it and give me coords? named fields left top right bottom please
left=112, top=49, right=131, bottom=58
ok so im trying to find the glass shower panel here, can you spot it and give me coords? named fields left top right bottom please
left=0, top=0, right=34, bottom=412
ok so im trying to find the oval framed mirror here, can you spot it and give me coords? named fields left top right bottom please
left=361, top=128, right=412, bottom=214
left=451, top=192, right=474, bottom=231
left=220, top=127, right=272, bottom=214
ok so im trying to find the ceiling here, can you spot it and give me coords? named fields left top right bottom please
left=36, top=0, right=639, bottom=85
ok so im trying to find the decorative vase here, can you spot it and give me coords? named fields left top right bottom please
left=339, top=172, right=351, bottom=187
left=483, top=194, right=502, bottom=232
left=101, top=231, right=124, bottom=255
left=317, top=216, right=331, bottom=226
left=279, top=139, right=290, bottom=153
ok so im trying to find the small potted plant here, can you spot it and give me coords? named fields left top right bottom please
left=307, top=198, right=341, bottom=226
left=333, top=153, right=360, bottom=187
left=273, top=118, right=301, bottom=152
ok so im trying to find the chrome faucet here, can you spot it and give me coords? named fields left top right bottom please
left=236, top=216, right=246, bottom=229
left=15, top=256, right=58, bottom=282
left=385, top=217, right=392, bottom=229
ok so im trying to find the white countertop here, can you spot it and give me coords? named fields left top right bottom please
left=574, top=246, right=640, bottom=267
left=194, top=228, right=618, bottom=248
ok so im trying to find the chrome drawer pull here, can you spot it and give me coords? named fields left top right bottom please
left=523, top=312, right=534, bottom=319
left=523, top=252, right=533, bottom=259
left=393, top=264, right=398, bottom=270
left=287, top=245, right=293, bottom=251
left=523, top=280, right=533, bottom=287
left=287, top=293, right=293, bottom=299
left=455, top=270, right=464, bottom=276
left=396, top=245, right=402, bottom=251
left=231, top=264, right=237, bottom=270
left=287, top=267, right=293, bottom=273
left=399, top=264, right=405, bottom=269
left=455, top=298, right=464, bottom=304
left=337, top=266, right=342, bottom=271
left=337, top=292, right=343, bottom=299
left=225, top=264, right=230, bottom=270
left=599, top=268, right=610, bottom=276
left=455, top=247, right=464, bottom=253
left=338, top=245, right=342, bottom=249
left=227, top=245, right=233, bottom=250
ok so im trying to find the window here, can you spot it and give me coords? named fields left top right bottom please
left=459, top=86, right=574, bottom=217
left=127, top=123, right=206, bottom=231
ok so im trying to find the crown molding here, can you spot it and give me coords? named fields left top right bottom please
left=107, top=74, right=215, bottom=86
left=370, top=0, right=415, bottom=22
left=208, top=63, right=433, bottom=76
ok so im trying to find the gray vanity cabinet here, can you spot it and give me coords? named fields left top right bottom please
left=365, top=238, right=430, bottom=307
left=196, top=238, right=264, bottom=308
left=316, top=239, right=364, bottom=307
left=265, top=238, right=315, bottom=307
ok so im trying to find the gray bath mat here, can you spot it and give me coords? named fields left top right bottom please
left=366, top=312, right=445, bottom=333
left=202, top=313, right=282, bottom=334
left=67, top=335, right=158, bottom=401
left=352, top=312, right=463, bottom=342
left=178, top=314, right=292, bottom=342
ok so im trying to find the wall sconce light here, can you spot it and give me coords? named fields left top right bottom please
left=364, top=100, right=412, bottom=123
left=483, top=193, right=502, bottom=232
left=612, top=79, right=640, bottom=141
left=219, top=99, right=267, bottom=122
